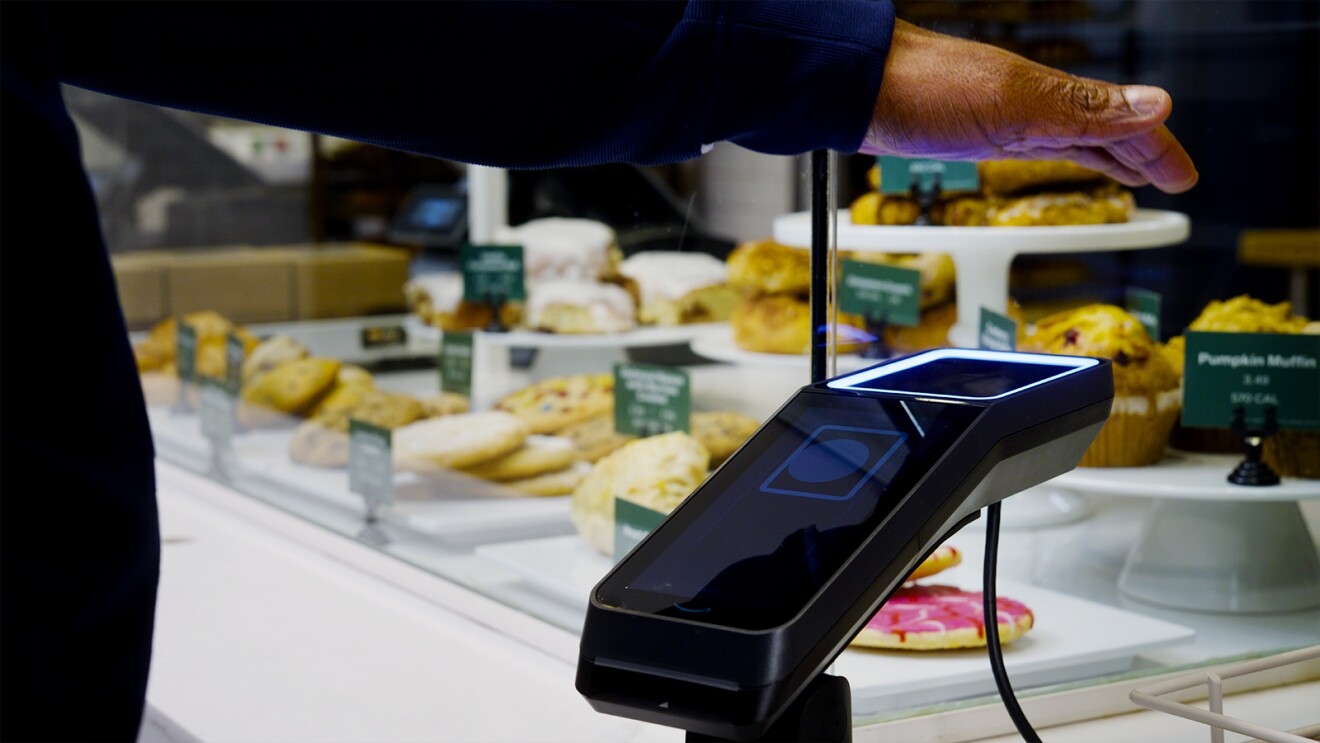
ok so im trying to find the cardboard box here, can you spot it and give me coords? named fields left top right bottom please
left=166, top=247, right=296, bottom=324
left=111, top=251, right=174, bottom=330
left=284, top=242, right=412, bottom=320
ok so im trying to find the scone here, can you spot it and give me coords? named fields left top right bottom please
left=726, top=239, right=811, bottom=296
left=617, top=251, right=740, bottom=325
left=730, top=294, right=869, bottom=356
left=238, top=357, right=342, bottom=429
left=524, top=279, right=636, bottom=334
left=404, top=272, right=522, bottom=331
left=493, top=217, right=622, bottom=282
left=571, top=432, right=711, bottom=556
left=1022, top=304, right=1181, bottom=466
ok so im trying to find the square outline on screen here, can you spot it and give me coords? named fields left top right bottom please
left=759, top=425, right=907, bottom=501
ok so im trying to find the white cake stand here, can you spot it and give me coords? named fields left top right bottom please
left=1052, top=450, right=1320, bottom=614
left=772, top=208, right=1190, bottom=348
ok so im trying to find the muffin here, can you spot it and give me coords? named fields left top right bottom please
left=1021, top=304, right=1181, bottom=467
left=1163, top=295, right=1316, bottom=478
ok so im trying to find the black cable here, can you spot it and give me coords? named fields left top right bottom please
left=983, top=502, right=1043, bottom=743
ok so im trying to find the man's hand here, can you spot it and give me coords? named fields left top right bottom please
left=862, top=20, right=1198, bottom=194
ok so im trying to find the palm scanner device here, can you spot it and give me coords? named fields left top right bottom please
left=576, top=348, right=1113, bottom=741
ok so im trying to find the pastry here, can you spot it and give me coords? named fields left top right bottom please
left=691, top=410, right=761, bottom=467
left=845, top=251, right=957, bottom=310
left=571, top=432, right=711, bottom=556
left=850, top=584, right=1034, bottom=651
left=729, top=294, right=869, bottom=356
left=393, top=411, right=531, bottom=472
left=726, top=239, right=811, bottom=296
left=617, top=251, right=740, bottom=325
left=906, top=544, right=961, bottom=583
left=492, top=217, right=622, bottom=282
left=524, top=279, right=636, bottom=334
left=557, top=414, right=636, bottom=463
left=238, top=357, right=342, bottom=428
left=404, top=272, right=522, bottom=331
left=493, top=372, right=615, bottom=434
left=1163, top=295, right=1316, bottom=477
left=1021, top=304, right=1181, bottom=466
left=417, top=392, right=471, bottom=418
left=241, top=334, right=310, bottom=384
left=458, top=434, right=578, bottom=482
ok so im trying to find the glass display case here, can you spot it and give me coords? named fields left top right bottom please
left=79, top=1, right=1319, bottom=738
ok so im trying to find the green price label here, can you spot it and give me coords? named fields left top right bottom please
left=460, top=244, right=525, bottom=303
left=176, top=322, right=198, bottom=383
left=439, top=332, right=474, bottom=396
left=978, top=307, right=1018, bottom=351
left=839, top=259, right=921, bottom=327
left=225, top=334, right=245, bottom=393
left=349, top=419, right=395, bottom=508
left=614, top=363, right=691, bottom=438
left=1125, top=287, right=1162, bottom=341
left=361, top=325, right=407, bottom=349
left=614, top=497, right=668, bottom=563
left=1182, top=332, right=1320, bottom=431
left=877, top=156, right=980, bottom=195
left=199, top=377, right=237, bottom=442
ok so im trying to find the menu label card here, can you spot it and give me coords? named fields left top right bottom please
left=176, top=322, right=198, bottom=383
left=460, top=244, right=525, bottom=302
left=225, top=334, right=245, bottom=393
left=349, top=419, right=395, bottom=507
left=614, top=497, right=667, bottom=563
left=877, top=156, right=980, bottom=195
left=439, top=331, right=474, bottom=396
left=198, top=377, right=237, bottom=442
left=839, top=259, right=921, bottom=327
left=978, top=307, right=1018, bottom=351
left=1125, top=287, right=1162, bottom=341
left=1182, top=331, right=1320, bottom=430
left=614, top=363, right=691, bottom=437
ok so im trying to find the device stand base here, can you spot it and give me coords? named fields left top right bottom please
left=685, top=674, right=852, bottom=743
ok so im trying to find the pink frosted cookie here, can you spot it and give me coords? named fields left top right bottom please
left=851, top=584, right=1034, bottom=651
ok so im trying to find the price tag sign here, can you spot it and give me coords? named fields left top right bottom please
left=614, top=363, right=691, bottom=437
left=460, top=244, right=525, bottom=303
left=198, top=377, right=237, bottom=442
left=877, top=156, right=979, bottom=195
left=1125, top=287, right=1162, bottom=341
left=1182, top=332, right=1320, bottom=430
left=176, top=321, right=198, bottom=383
left=839, top=259, right=921, bottom=327
left=439, top=331, right=474, bottom=396
left=225, top=333, right=245, bottom=394
left=349, top=419, right=395, bottom=508
left=978, top=307, right=1018, bottom=351
left=361, top=324, right=407, bottom=349
left=614, top=497, right=668, bottom=563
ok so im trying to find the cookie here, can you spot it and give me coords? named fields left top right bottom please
left=458, top=435, right=578, bottom=482
left=691, top=411, right=761, bottom=466
left=503, top=460, right=593, bottom=497
left=288, top=391, right=428, bottom=469
left=239, top=357, right=341, bottom=427
left=557, top=414, right=636, bottom=463
left=393, top=411, right=531, bottom=472
left=494, top=372, right=614, bottom=434
left=241, top=334, right=310, bottom=384
left=906, top=545, right=961, bottom=583
left=288, top=419, right=352, bottom=469
left=850, top=584, right=1034, bottom=651
left=417, top=392, right=470, bottom=418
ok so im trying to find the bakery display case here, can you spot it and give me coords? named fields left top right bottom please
left=72, top=4, right=1316, bottom=738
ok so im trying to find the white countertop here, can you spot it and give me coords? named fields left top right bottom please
left=141, top=459, right=1319, bottom=743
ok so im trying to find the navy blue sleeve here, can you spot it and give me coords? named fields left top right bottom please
left=48, top=0, right=894, bottom=167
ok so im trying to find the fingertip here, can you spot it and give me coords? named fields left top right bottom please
left=1122, top=86, right=1171, bottom=119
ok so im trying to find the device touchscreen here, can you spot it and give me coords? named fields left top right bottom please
left=595, top=392, right=984, bottom=631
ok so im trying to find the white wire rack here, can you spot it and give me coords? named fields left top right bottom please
left=1129, top=645, right=1320, bottom=743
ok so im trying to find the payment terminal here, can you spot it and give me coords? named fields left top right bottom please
left=576, top=348, right=1113, bottom=741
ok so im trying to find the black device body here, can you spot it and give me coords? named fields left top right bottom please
left=576, top=349, right=1113, bottom=741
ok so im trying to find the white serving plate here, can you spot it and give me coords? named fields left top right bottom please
left=476, top=533, right=1196, bottom=715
